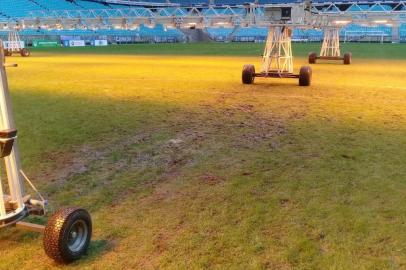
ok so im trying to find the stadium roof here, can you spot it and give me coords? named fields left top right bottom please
left=91, top=0, right=406, bottom=5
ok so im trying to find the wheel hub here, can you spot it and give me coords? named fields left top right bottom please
left=67, top=220, right=88, bottom=253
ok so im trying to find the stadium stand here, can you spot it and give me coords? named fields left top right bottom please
left=75, top=0, right=111, bottom=9
left=206, top=27, right=234, bottom=41
left=0, top=0, right=403, bottom=45
left=342, top=24, right=392, bottom=42
left=401, top=24, right=406, bottom=41
left=0, top=0, right=42, bottom=18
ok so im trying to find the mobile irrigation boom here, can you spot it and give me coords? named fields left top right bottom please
left=242, top=25, right=312, bottom=86
left=308, top=26, right=352, bottom=65
left=241, top=0, right=405, bottom=83
left=3, top=31, right=30, bottom=57
left=0, top=41, right=91, bottom=263
left=242, top=2, right=313, bottom=86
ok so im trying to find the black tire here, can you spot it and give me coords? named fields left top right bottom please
left=308, top=52, right=317, bottom=64
left=242, top=64, right=255, bottom=84
left=20, top=48, right=30, bottom=57
left=299, top=66, right=312, bottom=86
left=44, top=208, right=92, bottom=263
left=343, top=52, right=351, bottom=65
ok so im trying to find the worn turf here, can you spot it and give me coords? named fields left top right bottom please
left=0, top=43, right=406, bottom=269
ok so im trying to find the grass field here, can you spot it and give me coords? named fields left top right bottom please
left=0, top=42, right=406, bottom=269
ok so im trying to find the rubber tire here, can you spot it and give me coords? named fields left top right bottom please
left=4, top=50, right=12, bottom=57
left=343, top=52, right=351, bottom=65
left=299, top=66, right=312, bottom=86
left=43, top=208, right=92, bottom=263
left=20, top=48, right=30, bottom=57
left=242, top=64, right=255, bottom=84
left=308, top=52, right=317, bottom=64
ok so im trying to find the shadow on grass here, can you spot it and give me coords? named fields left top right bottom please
left=7, top=82, right=290, bottom=217
left=79, top=239, right=113, bottom=263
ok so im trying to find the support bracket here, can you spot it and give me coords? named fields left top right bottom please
left=15, top=221, right=45, bottom=233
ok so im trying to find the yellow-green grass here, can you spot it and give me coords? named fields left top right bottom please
left=0, top=44, right=406, bottom=269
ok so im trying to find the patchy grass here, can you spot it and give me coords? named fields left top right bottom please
left=0, top=43, right=406, bottom=269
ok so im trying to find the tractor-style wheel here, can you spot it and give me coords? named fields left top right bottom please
left=299, top=66, right=312, bottom=86
left=43, top=208, right=92, bottom=263
left=343, top=52, right=351, bottom=65
left=4, top=50, right=12, bottom=57
left=242, top=64, right=255, bottom=84
left=20, top=48, right=30, bottom=57
left=308, top=52, right=317, bottom=64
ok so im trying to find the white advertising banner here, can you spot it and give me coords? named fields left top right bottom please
left=94, top=40, right=108, bottom=46
left=68, top=40, right=85, bottom=47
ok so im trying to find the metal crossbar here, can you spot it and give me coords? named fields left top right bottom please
left=0, top=1, right=405, bottom=30
left=7, top=31, right=23, bottom=52
left=320, top=27, right=340, bottom=57
left=261, top=26, right=293, bottom=74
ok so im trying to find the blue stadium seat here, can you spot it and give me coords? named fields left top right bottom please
left=0, top=0, right=42, bottom=18
left=75, top=0, right=111, bottom=9
left=206, top=27, right=234, bottom=40
left=0, top=0, right=402, bottom=43
left=35, top=0, right=79, bottom=10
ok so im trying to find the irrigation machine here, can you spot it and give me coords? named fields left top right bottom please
left=3, top=30, right=30, bottom=57
left=308, top=26, right=351, bottom=65
left=242, top=25, right=312, bottom=86
left=0, top=41, right=91, bottom=263
left=242, top=3, right=313, bottom=86
left=241, top=1, right=402, bottom=82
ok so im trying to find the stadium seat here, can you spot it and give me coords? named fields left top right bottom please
left=0, top=0, right=402, bottom=43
